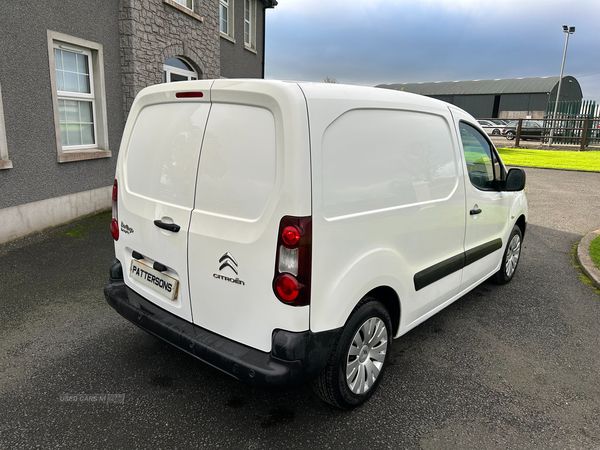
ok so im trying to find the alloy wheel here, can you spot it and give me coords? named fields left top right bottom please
left=346, top=317, right=388, bottom=395
left=505, top=233, right=521, bottom=277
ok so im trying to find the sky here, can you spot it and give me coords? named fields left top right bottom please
left=264, top=0, right=600, bottom=102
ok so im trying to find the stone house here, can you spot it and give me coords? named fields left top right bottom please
left=0, top=0, right=276, bottom=244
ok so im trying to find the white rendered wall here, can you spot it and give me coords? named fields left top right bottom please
left=0, top=186, right=111, bottom=244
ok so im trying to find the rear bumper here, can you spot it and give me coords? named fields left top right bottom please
left=104, top=272, right=338, bottom=390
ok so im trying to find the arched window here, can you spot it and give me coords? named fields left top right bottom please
left=163, top=57, right=198, bottom=82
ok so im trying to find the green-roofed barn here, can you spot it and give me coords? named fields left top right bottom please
left=376, top=76, right=582, bottom=120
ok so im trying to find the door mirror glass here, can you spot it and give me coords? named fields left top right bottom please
left=505, top=168, right=526, bottom=191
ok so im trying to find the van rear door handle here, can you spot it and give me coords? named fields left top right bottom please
left=154, top=220, right=181, bottom=232
left=470, top=207, right=482, bottom=215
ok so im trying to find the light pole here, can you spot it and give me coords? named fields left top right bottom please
left=549, top=25, right=575, bottom=146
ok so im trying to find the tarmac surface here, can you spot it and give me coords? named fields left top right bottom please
left=0, top=167, right=599, bottom=449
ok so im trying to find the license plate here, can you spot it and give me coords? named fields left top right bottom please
left=130, top=259, right=179, bottom=301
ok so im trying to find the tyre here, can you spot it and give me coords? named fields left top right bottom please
left=312, top=298, right=392, bottom=409
left=493, top=225, right=522, bottom=284
left=506, top=131, right=515, bottom=140
left=492, top=129, right=500, bottom=136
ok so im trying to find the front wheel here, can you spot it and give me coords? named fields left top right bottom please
left=312, top=298, right=392, bottom=409
left=506, top=131, right=515, bottom=140
left=493, top=225, right=522, bottom=284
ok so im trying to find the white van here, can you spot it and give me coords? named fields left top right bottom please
left=104, top=80, right=528, bottom=409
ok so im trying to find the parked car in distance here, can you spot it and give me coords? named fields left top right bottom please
left=502, top=120, right=546, bottom=140
left=477, top=119, right=504, bottom=136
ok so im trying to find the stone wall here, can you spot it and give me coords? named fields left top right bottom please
left=119, top=0, right=220, bottom=116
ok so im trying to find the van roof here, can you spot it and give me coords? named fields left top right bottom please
left=294, top=80, right=452, bottom=111
left=135, top=79, right=458, bottom=116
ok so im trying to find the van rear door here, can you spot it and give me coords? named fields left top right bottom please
left=187, top=80, right=312, bottom=352
left=117, top=84, right=212, bottom=322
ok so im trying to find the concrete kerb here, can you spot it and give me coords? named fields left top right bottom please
left=577, top=229, right=600, bottom=290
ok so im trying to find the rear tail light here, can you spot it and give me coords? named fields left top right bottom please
left=111, top=179, right=119, bottom=240
left=273, top=216, right=311, bottom=306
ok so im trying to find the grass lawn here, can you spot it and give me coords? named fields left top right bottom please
left=497, top=148, right=600, bottom=172
left=590, top=235, right=600, bottom=271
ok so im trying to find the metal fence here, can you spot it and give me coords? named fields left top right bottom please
left=479, top=100, right=600, bottom=150
left=543, top=100, right=600, bottom=148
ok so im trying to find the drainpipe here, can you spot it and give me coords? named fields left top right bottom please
left=261, top=0, right=277, bottom=79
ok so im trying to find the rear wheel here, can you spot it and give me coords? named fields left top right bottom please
left=312, top=298, right=392, bottom=409
left=493, top=225, right=522, bottom=284
left=492, top=129, right=500, bottom=136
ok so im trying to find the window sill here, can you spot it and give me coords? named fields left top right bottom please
left=220, top=33, right=236, bottom=44
left=0, top=159, right=13, bottom=170
left=58, top=150, right=112, bottom=163
left=163, top=0, right=204, bottom=22
left=244, top=46, right=257, bottom=54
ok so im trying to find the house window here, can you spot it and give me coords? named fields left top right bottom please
left=47, top=31, right=110, bottom=163
left=0, top=82, right=12, bottom=170
left=173, top=0, right=193, bottom=9
left=220, top=0, right=234, bottom=40
left=163, top=58, right=198, bottom=82
left=244, top=0, right=256, bottom=50
left=54, top=46, right=96, bottom=148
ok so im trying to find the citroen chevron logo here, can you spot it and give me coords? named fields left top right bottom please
left=218, top=252, right=238, bottom=275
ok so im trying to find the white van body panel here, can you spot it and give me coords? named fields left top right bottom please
left=299, top=84, right=468, bottom=335
left=187, top=80, right=312, bottom=352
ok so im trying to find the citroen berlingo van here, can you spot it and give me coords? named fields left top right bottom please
left=104, top=79, right=528, bottom=409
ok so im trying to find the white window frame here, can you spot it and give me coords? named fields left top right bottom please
left=163, top=59, right=199, bottom=82
left=163, top=0, right=204, bottom=21
left=47, top=31, right=110, bottom=163
left=54, top=44, right=97, bottom=151
left=220, top=0, right=235, bottom=42
left=0, top=82, right=12, bottom=170
left=172, top=0, right=193, bottom=10
left=244, top=0, right=257, bottom=51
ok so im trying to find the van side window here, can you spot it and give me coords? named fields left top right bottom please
left=459, top=121, right=502, bottom=190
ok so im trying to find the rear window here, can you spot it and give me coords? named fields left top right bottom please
left=321, top=109, right=458, bottom=219
left=125, top=102, right=210, bottom=208
left=194, top=103, right=277, bottom=220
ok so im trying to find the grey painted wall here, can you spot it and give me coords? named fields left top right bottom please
left=0, top=1, right=124, bottom=210
left=220, top=0, right=266, bottom=78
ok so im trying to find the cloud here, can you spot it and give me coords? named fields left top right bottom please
left=265, top=1, right=600, bottom=99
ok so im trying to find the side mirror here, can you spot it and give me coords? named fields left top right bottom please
left=505, top=168, right=526, bottom=191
